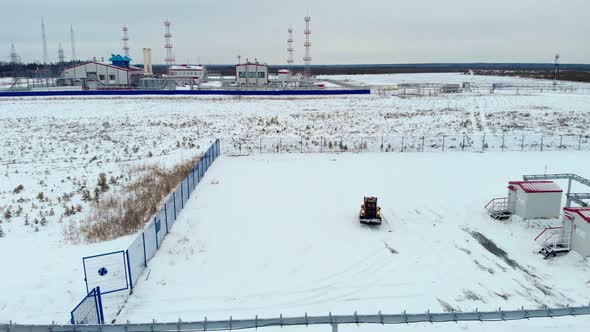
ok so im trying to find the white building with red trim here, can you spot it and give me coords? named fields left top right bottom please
left=507, top=180, right=563, bottom=219
left=167, top=64, right=207, bottom=83
left=563, top=207, right=590, bottom=257
left=59, top=55, right=143, bottom=89
left=236, top=62, right=268, bottom=86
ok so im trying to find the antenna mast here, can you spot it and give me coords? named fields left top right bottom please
left=10, top=44, right=20, bottom=64
left=303, top=12, right=312, bottom=78
left=287, top=27, right=294, bottom=69
left=553, top=54, right=560, bottom=86
left=57, top=42, right=65, bottom=63
left=164, top=20, right=175, bottom=68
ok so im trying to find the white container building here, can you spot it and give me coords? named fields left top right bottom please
left=235, top=62, right=269, bottom=86
left=563, top=207, right=590, bottom=258
left=507, top=180, right=563, bottom=219
left=167, top=64, right=207, bottom=83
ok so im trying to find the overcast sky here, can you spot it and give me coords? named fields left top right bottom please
left=2, top=0, right=589, bottom=64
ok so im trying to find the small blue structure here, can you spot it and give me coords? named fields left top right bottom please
left=109, top=54, right=131, bottom=68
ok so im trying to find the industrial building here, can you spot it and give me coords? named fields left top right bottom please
left=58, top=55, right=143, bottom=89
left=507, top=181, right=563, bottom=219
left=486, top=180, right=563, bottom=220
left=236, top=61, right=269, bottom=86
left=166, top=64, right=207, bottom=85
left=563, top=207, right=590, bottom=258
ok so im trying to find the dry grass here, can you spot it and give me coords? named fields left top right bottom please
left=66, top=156, right=200, bottom=243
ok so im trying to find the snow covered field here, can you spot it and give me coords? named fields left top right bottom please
left=118, top=152, right=590, bottom=323
left=1, top=73, right=590, bottom=329
left=319, top=73, right=590, bottom=88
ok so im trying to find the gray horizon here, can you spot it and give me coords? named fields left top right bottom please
left=2, top=0, right=589, bottom=65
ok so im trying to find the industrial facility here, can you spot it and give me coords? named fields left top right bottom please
left=58, top=55, right=143, bottom=89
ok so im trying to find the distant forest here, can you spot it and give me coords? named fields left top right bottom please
left=2, top=61, right=590, bottom=82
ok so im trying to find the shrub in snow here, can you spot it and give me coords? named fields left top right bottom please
left=0, top=225, right=4, bottom=237
left=12, top=184, right=24, bottom=194
left=36, top=192, right=45, bottom=201
left=40, top=217, right=47, bottom=226
left=98, top=173, right=109, bottom=192
left=16, top=206, right=23, bottom=216
left=93, top=187, right=101, bottom=202
left=81, top=189, right=91, bottom=202
left=3, top=207, right=12, bottom=221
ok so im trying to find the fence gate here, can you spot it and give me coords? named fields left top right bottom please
left=82, top=250, right=129, bottom=295
left=70, top=287, right=104, bottom=324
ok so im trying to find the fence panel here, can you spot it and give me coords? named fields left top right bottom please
left=381, top=136, right=403, bottom=152
left=182, top=179, right=190, bottom=206
left=224, top=137, right=257, bottom=155
left=443, top=135, right=464, bottom=151
left=126, top=234, right=145, bottom=289
left=422, top=136, right=443, bottom=152
left=562, top=135, right=582, bottom=150
left=522, top=134, right=543, bottom=151
left=70, top=288, right=103, bottom=325
left=156, top=211, right=166, bottom=247
left=300, top=137, right=323, bottom=153
left=174, top=185, right=183, bottom=217
left=143, top=221, right=158, bottom=262
left=580, top=135, right=590, bottom=150
left=502, top=134, right=525, bottom=151
left=82, top=251, right=128, bottom=295
left=165, top=196, right=176, bottom=231
left=188, top=171, right=195, bottom=194
left=402, top=136, right=423, bottom=152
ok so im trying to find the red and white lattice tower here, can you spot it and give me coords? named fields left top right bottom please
left=122, top=25, right=130, bottom=57
left=164, top=20, right=175, bottom=67
left=303, top=14, right=312, bottom=77
left=287, top=27, right=294, bottom=69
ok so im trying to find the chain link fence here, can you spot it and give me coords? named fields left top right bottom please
left=222, top=134, right=590, bottom=155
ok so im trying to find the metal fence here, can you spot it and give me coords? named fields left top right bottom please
left=6, top=305, right=590, bottom=332
left=222, top=134, right=590, bottom=155
left=69, top=287, right=104, bottom=325
left=70, top=139, right=221, bottom=324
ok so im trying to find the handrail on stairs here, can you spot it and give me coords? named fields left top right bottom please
left=534, top=226, right=563, bottom=242
left=484, top=197, right=506, bottom=210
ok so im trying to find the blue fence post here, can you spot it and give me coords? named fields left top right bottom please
left=126, top=250, right=133, bottom=289
left=199, top=160, right=203, bottom=179
left=181, top=182, right=184, bottom=209
left=164, top=203, right=169, bottom=233
left=96, top=286, right=105, bottom=324
left=192, top=167, right=196, bottom=188
left=82, top=257, right=90, bottom=294
left=142, top=233, right=147, bottom=267
left=154, top=217, right=159, bottom=250
left=186, top=176, right=190, bottom=198
left=173, top=191, right=177, bottom=220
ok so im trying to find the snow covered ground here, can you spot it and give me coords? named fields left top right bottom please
left=117, top=151, right=590, bottom=324
left=319, top=73, right=590, bottom=89
left=1, top=73, right=590, bottom=329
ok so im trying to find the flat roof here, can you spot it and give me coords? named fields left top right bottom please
left=508, top=180, right=563, bottom=193
left=564, top=207, right=590, bottom=223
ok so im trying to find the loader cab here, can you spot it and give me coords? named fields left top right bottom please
left=360, top=196, right=382, bottom=225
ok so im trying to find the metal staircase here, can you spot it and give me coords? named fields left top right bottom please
left=484, top=197, right=512, bottom=220
left=534, top=226, right=571, bottom=259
